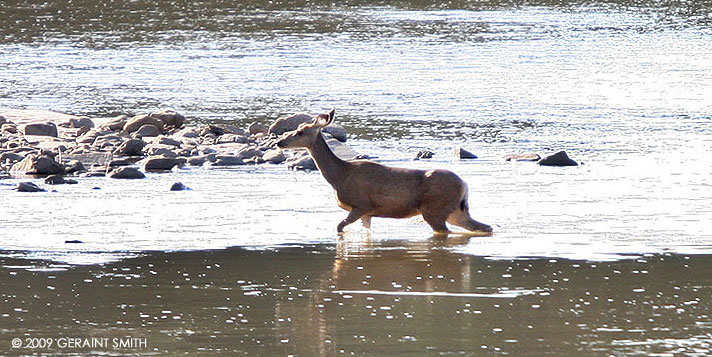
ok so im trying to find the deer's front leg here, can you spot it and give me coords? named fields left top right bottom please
left=337, top=209, right=366, bottom=233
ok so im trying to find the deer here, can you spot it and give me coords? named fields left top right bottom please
left=276, top=109, right=492, bottom=236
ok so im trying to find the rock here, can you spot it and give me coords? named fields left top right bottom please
left=262, top=149, right=286, bottom=164
left=77, top=128, right=113, bottom=144
left=92, top=134, right=123, bottom=149
left=248, top=122, right=268, bottom=135
left=174, top=127, right=200, bottom=138
left=170, top=182, right=190, bottom=191
left=504, top=153, right=541, bottom=162
left=141, top=156, right=185, bottom=171
left=68, top=118, right=95, bottom=129
left=115, top=138, right=147, bottom=156
left=17, top=182, right=45, bottom=192
left=153, top=137, right=181, bottom=147
left=98, top=115, right=129, bottom=131
left=453, top=147, right=478, bottom=159
left=64, top=160, right=86, bottom=174
left=1, top=123, right=18, bottom=133
left=237, top=146, right=263, bottom=160
left=214, top=155, right=244, bottom=166
left=323, top=124, right=347, bottom=142
left=538, top=151, right=578, bottom=167
left=22, top=122, right=58, bottom=137
left=287, top=155, right=317, bottom=171
left=109, top=167, right=145, bottom=179
left=65, top=240, right=83, bottom=244
left=144, top=144, right=178, bottom=158
left=109, top=157, right=141, bottom=167
left=150, top=109, right=185, bottom=129
left=44, top=174, right=78, bottom=185
left=268, top=113, right=313, bottom=136
left=186, top=154, right=216, bottom=166
left=133, top=124, right=161, bottom=138
left=414, top=149, right=434, bottom=160
left=10, top=154, right=65, bottom=175
left=0, top=152, right=24, bottom=165
left=216, top=133, right=249, bottom=144
left=122, top=114, right=164, bottom=133
left=326, top=138, right=360, bottom=160
left=0, top=115, right=6, bottom=125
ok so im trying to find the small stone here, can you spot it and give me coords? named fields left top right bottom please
left=109, top=167, right=146, bottom=179
left=538, top=151, right=578, bottom=167
left=216, top=133, right=249, bottom=144
left=453, top=147, right=478, bottom=159
left=154, top=137, right=181, bottom=147
left=170, top=182, right=190, bottom=191
left=133, top=124, right=161, bottom=138
left=23, top=122, right=58, bottom=137
left=17, top=182, right=45, bottom=192
left=414, top=149, right=435, bottom=160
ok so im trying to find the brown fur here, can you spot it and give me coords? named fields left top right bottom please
left=277, top=109, right=492, bottom=234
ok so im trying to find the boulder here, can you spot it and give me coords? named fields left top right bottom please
left=414, top=149, right=434, bottom=160
left=453, top=147, right=478, bottom=159
left=150, top=109, right=185, bottom=129
left=153, top=136, right=181, bottom=147
left=77, top=128, right=113, bottom=144
left=504, top=153, right=541, bottom=162
left=64, top=160, right=87, bottom=174
left=122, top=114, right=164, bottom=133
left=17, top=182, right=45, bottom=192
left=93, top=134, right=123, bottom=149
left=109, top=167, right=145, bottom=179
left=268, top=113, right=313, bottom=136
left=237, top=146, right=263, bottom=160
left=538, top=151, right=578, bottom=167
left=141, top=156, right=184, bottom=171
left=22, top=122, right=58, bottom=137
left=323, top=124, right=347, bottom=142
left=144, top=144, right=178, bottom=158
left=133, top=124, right=161, bottom=138
left=248, top=122, right=268, bottom=135
left=115, top=138, right=147, bottom=156
left=262, top=149, right=286, bottom=164
left=10, top=154, right=65, bottom=175
left=45, top=174, right=78, bottom=185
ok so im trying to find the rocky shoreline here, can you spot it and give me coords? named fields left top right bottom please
left=0, top=109, right=359, bottom=191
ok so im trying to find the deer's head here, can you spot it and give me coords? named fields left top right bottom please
left=276, top=108, right=335, bottom=149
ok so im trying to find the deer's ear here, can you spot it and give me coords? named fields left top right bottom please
left=327, top=108, right=335, bottom=124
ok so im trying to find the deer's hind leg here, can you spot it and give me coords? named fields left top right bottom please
left=446, top=207, right=492, bottom=233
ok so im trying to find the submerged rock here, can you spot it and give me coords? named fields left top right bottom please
left=109, top=167, right=145, bottom=179
left=538, top=151, right=578, bottom=167
left=17, top=181, right=45, bottom=192
left=170, top=182, right=190, bottom=191
left=45, top=174, right=78, bottom=185
left=504, top=153, right=542, bottom=162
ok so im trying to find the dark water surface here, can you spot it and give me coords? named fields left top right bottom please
left=2, top=246, right=712, bottom=355
left=2, top=0, right=712, bottom=355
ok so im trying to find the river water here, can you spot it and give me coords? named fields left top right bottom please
left=1, top=0, right=711, bottom=355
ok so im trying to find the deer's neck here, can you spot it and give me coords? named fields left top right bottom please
left=307, top=133, right=347, bottom=188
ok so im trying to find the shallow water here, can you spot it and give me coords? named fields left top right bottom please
left=1, top=0, right=712, bottom=355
